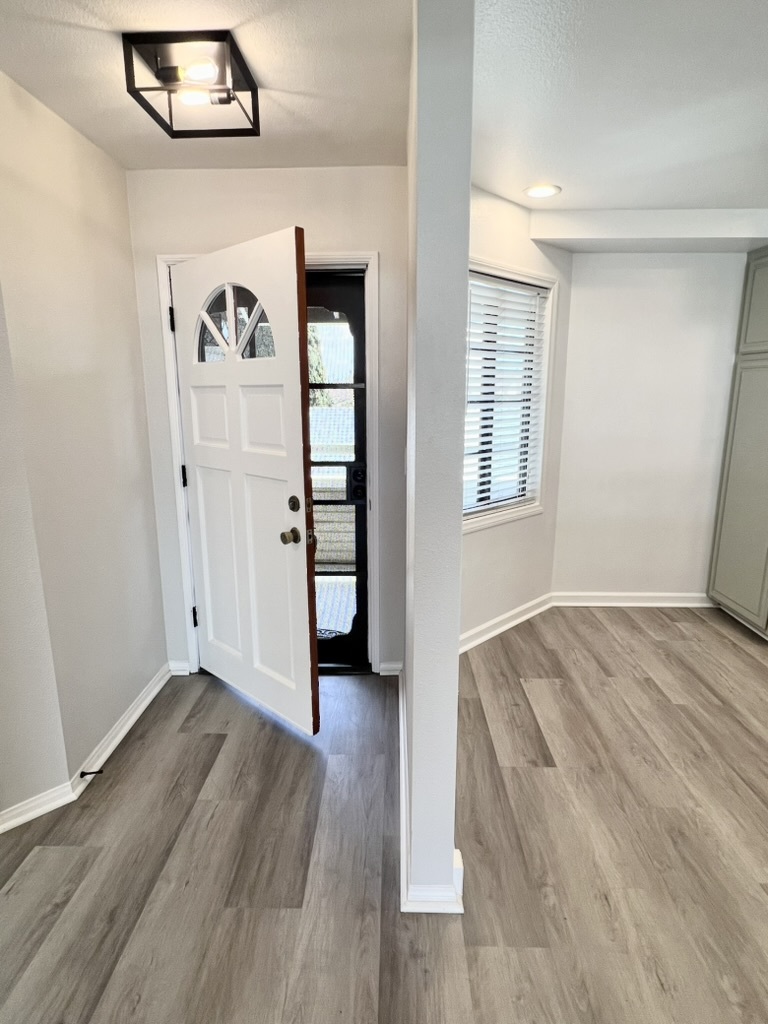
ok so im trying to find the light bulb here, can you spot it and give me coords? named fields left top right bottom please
left=178, top=89, right=210, bottom=107
left=183, top=58, right=218, bottom=84
left=523, top=184, right=562, bottom=199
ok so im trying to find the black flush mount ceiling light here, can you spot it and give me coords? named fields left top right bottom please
left=122, top=30, right=259, bottom=139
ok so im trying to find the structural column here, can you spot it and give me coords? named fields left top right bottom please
left=402, top=0, right=475, bottom=910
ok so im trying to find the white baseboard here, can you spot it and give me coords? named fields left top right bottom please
left=0, top=782, right=77, bottom=835
left=71, top=663, right=172, bottom=798
left=461, top=592, right=714, bottom=653
left=551, top=591, right=713, bottom=608
left=460, top=594, right=554, bottom=653
left=168, top=660, right=191, bottom=675
left=379, top=660, right=404, bottom=676
left=401, top=879, right=465, bottom=914
left=398, top=674, right=464, bottom=914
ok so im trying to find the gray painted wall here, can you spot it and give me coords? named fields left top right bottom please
left=554, top=252, right=745, bottom=596
left=0, top=283, right=70, bottom=813
left=0, top=71, right=166, bottom=778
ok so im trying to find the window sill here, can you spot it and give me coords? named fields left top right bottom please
left=462, top=502, right=544, bottom=535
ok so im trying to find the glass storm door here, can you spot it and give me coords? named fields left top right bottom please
left=172, top=227, right=319, bottom=734
left=306, top=271, right=369, bottom=670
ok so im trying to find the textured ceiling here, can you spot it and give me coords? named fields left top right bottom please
left=473, top=0, right=768, bottom=209
left=0, top=0, right=411, bottom=169
left=5, top=0, right=767, bottom=207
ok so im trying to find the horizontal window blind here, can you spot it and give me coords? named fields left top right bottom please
left=464, top=271, right=549, bottom=515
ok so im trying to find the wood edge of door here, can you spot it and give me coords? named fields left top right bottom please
left=295, top=226, right=321, bottom=734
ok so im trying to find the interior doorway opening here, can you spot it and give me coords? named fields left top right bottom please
left=306, top=270, right=370, bottom=672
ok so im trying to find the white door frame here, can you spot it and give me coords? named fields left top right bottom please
left=156, top=251, right=382, bottom=675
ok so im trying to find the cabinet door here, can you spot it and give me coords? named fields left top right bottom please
left=739, top=253, right=768, bottom=355
left=710, top=357, right=768, bottom=627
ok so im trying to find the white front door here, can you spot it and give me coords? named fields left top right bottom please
left=172, top=227, right=319, bottom=734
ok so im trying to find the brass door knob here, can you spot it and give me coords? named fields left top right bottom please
left=280, top=527, right=301, bottom=545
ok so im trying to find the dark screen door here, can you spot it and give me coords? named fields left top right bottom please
left=306, top=271, right=369, bottom=670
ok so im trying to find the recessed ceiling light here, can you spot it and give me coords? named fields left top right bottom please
left=524, top=184, right=562, bottom=199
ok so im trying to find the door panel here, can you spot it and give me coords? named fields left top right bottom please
left=244, top=473, right=295, bottom=681
left=197, top=466, right=241, bottom=654
left=742, top=259, right=768, bottom=355
left=710, top=357, right=768, bottom=627
left=240, top=386, right=286, bottom=452
left=172, top=227, right=318, bottom=734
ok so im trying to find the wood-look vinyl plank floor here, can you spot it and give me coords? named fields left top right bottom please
left=223, top=730, right=326, bottom=910
left=0, top=845, right=99, bottom=1004
left=0, top=732, right=225, bottom=1024
left=89, top=799, right=249, bottom=1024
left=671, top=640, right=768, bottom=742
left=528, top=603, right=587, bottom=650
left=496, top=618, right=567, bottom=679
left=686, top=607, right=768, bottom=666
left=458, top=651, right=480, bottom=699
left=614, top=880, right=754, bottom=1024
left=0, top=804, right=72, bottom=891
left=545, top=607, right=649, bottom=678
left=378, top=837, right=475, bottom=1024
left=281, top=754, right=384, bottom=1024
left=640, top=806, right=768, bottom=1019
left=41, top=677, right=211, bottom=849
left=313, top=673, right=391, bottom=757
left=0, top=677, right=205, bottom=885
left=502, top=765, right=639, bottom=949
left=2, top=609, right=768, bottom=1023
left=467, top=946, right=598, bottom=1024
left=466, top=639, right=555, bottom=767
left=623, top=605, right=692, bottom=641
left=381, top=679, right=400, bottom=840
left=592, top=610, right=722, bottom=706
left=187, top=908, right=302, bottom=1024
left=456, top=698, right=548, bottom=948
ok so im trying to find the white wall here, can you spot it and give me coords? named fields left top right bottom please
left=126, top=166, right=408, bottom=670
left=0, top=284, right=70, bottom=814
left=553, top=252, right=746, bottom=597
left=0, top=72, right=165, bottom=777
left=460, top=188, right=572, bottom=641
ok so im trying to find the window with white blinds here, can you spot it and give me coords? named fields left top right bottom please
left=463, top=271, right=549, bottom=516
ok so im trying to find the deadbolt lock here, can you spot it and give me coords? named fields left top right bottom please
left=288, top=495, right=301, bottom=512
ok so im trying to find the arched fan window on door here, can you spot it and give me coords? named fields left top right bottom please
left=196, top=283, right=276, bottom=362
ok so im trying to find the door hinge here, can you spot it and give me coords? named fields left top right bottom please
left=181, top=464, right=187, bottom=487
left=169, top=306, right=176, bottom=332
left=192, top=606, right=198, bottom=628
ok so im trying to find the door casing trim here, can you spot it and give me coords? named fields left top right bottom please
left=156, top=251, right=382, bottom=674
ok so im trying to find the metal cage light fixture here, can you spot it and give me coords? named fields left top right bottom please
left=122, top=30, right=260, bottom=139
